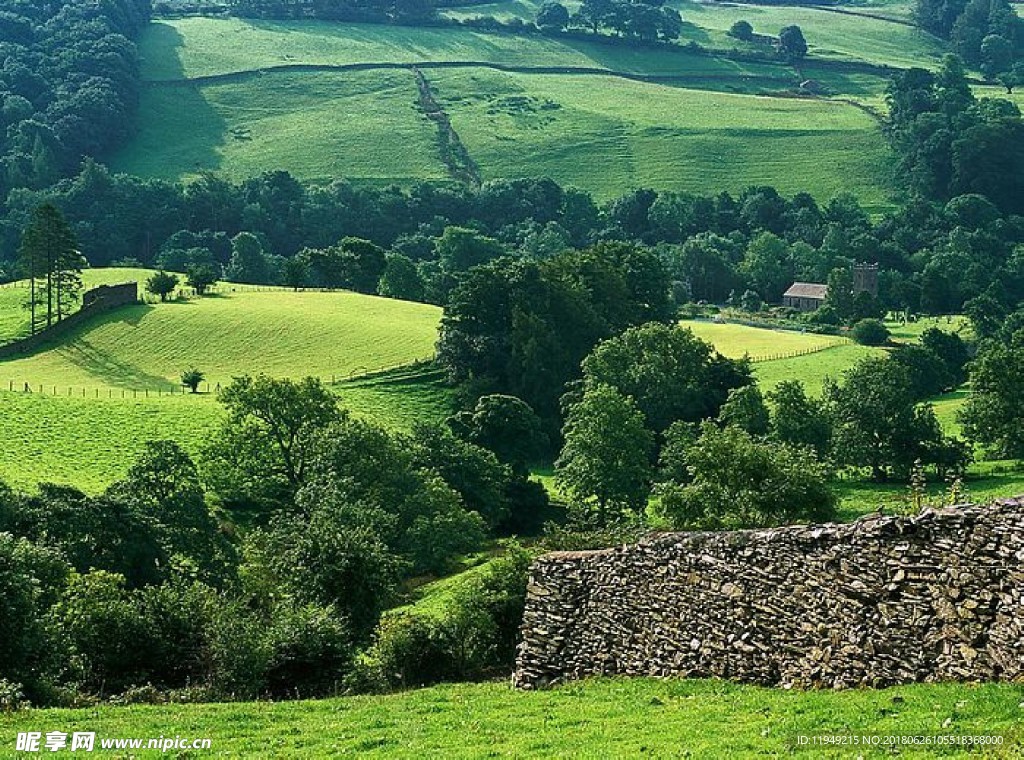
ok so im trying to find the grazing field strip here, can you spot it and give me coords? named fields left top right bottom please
left=434, top=68, right=895, bottom=206
left=140, top=17, right=794, bottom=82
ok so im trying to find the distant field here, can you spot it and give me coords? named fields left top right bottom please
left=0, top=288, right=440, bottom=391
left=434, top=69, right=895, bottom=206
left=4, top=678, right=1023, bottom=757
left=114, top=70, right=449, bottom=184
left=113, top=17, right=900, bottom=205
left=137, top=17, right=791, bottom=81
left=683, top=320, right=844, bottom=359
left=677, top=1, right=948, bottom=69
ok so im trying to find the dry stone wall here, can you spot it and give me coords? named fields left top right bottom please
left=0, top=282, right=138, bottom=359
left=514, top=500, right=1024, bottom=689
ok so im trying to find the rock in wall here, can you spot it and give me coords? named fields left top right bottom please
left=514, top=500, right=1024, bottom=689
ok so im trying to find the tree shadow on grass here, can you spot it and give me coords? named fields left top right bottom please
left=1, top=305, right=177, bottom=391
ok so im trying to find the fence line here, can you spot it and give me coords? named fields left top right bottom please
left=0, top=358, right=438, bottom=401
left=745, top=340, right=850, bottom=364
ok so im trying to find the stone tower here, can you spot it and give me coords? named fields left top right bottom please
left=853, top=262, right=879, bottom=297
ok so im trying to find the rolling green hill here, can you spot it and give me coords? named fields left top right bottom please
left=110, top=17, right=900, bottom=206
left=3, top=677, right=1022, bottom=757
left=0, top=287, right=440, bottom=390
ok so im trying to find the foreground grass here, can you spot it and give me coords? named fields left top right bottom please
left=3, top=678, right=1022, bottom=757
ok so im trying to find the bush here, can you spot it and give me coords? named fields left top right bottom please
left=850, top=318, right=890, bottom=345
left=0, top=680, right=28, bottom=712
left=729, top=20, right=754, bottom=41
left=354, top=545, right=534, bottom=691
left=653, top=423, right=835, bottom=530
left=264, top=603, right=353, bottom=698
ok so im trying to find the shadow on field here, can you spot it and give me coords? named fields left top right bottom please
left=112, top=23, right=228, bottom=179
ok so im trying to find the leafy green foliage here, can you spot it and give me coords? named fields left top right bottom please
left=825, top=357, right=951, bottom=479
left=556, top=384, right=654, bottom=518
left=959, top=329, right=1024, bottom=458
left=181, top=368, right=205, bottom=393
left=145, top=270, right=179, bottom=302
left=850, top=318, right=890, bottom=345
left=204, top=375, right=346, bottom=510
left=580, top=323, right=751, bottom=434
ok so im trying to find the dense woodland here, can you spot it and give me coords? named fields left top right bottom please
left=4, top=0, right=1024, bottom=711
left=0, top=0, right=150, bottom=198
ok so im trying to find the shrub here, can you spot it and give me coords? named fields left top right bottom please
left=354, top=545, right=534, bottom=691
left=653, top=423, right=835, bottom=530
left=850, top=318, right=890, bottom=345
left=729, top=20, right=754, bottom=41
left=264, top=603, right=353, bottom=698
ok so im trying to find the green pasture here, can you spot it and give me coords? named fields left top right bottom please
left=0, top=288, right=440, bottom=391
left=682, top=320, right=845, bottom=359
left=4, top=678, right=1022, bottom=757
left=0, top=269, right=163, bottom=344
left=434, top=68, right=895, bottom=206
left=836, top=461, right=1024, bottom=520
left=113, top=70, right=448, bottom=184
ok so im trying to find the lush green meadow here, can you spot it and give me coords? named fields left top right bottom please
left=3, top=678, right=1022, bottom=757
left=136, top=17, right=789, bottom=81
left=0, top=275, right=449, bottom=490
left=683, top=320, right=845, bottom=359
left=0, top=269, right=160, bottom=344
left=117, top=71, right=449, bottom=184
left=677, top=0, right=948, bottom=70
left=0, top=371, right=452, bottom=492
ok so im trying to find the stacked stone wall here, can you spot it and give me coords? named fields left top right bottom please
left=515, top=500, right=1024, bottom=689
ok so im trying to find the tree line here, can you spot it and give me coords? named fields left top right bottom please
left=914, top=0, right=1023, bottom=85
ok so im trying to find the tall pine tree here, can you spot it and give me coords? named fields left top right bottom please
left=18, top=203, right=81, bottom=332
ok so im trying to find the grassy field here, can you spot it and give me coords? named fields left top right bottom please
left=0, top=270, right=449, bottom=491
left=677, top=1, right=948, bottom=70
left=137, top=17, right=791, bottom=81
left=683, top=320, right=845, bottom=359
left=0, top=372, right=453, bottom=493
left=0, top=269, right=164, bottom=344
left=3, top=677, right=1023, bottom=757
left=434, top=68, right=894, bottom=207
